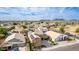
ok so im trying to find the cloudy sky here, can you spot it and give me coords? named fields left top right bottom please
left=0, top=7, right=79, bottom=21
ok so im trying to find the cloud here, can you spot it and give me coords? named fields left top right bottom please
left=0, top=12, right=10, bottom=15
left=0, top=7, right=79, bottom=20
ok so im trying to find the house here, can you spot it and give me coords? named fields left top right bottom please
left=11, top=25, right=28, bottom=35
left=0, top=33, right=26, bottom=51
left=45, top=31, right=69, bottom=42
left=0, top=23, right=13, bottom=28
left=34, top=27, right=44, bottom=35
left=11, top=25, right=24, bottom=33
left=34, top=27, right=48, bottom=35
left=34, top=27, right=48, bottom=40
left=28, top=31, right=41, bottom=47
left=40, top=22, right=48, bottom=27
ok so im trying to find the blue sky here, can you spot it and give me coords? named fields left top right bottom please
left=0, top=7, right=79, bottom=21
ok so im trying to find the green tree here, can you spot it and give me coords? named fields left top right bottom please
left=0, top=27, right=8, bottom=35
left=0, top=27, right=8, bottom=38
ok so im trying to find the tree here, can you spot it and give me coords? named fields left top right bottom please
left=60, top=27, right=65, bottom=33
left=13, top=22, right=17, bottom=25
left=0, top=27, right=8, bottom=38
left=0, top=27, right=8, bottom=35
left=21, top=25, right=27, bottom=29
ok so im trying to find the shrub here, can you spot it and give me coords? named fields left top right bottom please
left=0, top=48, right=5, bottom=51
left=22, top=25, right=27, bottom=29
left=8, top=26, right=15, bottom=31
left=60, top=27, right=65, bottom=33
left=0, top=34, right=5, bottom=39
left=67, top=37, right=75, bottom=41
left=51, top=41, right=57, bottom=45
left=13, top=22, right=17, bottom=25
left=75, top=28, right=79, bottom=33
left=49, top=39, right=57, bottom=45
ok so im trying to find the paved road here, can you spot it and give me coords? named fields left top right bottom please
left=51, top=43, right=79, bottom=51
left=43, top=42, right=79, bottom=51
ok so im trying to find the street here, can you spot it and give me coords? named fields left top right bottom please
left=42, top=41, right=79, bottom=51
left=51, top=42, right=79, bottom=51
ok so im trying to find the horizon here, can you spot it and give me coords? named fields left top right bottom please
left=0, top=7, right=79, bottom=21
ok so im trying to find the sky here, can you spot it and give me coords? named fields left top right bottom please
left=0, top=7, right=79, bottom=21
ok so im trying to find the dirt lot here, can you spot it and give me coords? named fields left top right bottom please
left=64, top=25, right=79, bottom=35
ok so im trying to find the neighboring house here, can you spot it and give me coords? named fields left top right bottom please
left=40, top=22, right=48, bottom=27
left=34, top=27, right=48, bottom=40
left=11, top=25, right=28, bottom=35
left=34, top=27, right=48, bottom=35
left=48, top=23, right=56, bottom=27
left=41, top=27, right=48, bottom=33
left=0, top=23, right=13, bottom=28
left=28, top=31, right=41, bottom=47
left=34, top=27, right=43, bottom=35
left=0, top=33, right=26, bottom=51
left=45, top=31, right=69, bottom=42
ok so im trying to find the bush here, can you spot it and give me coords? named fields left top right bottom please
left=7, top=26, right=15, bottom=31
left=75, top=28, right=79, bottom=33
left=13, top=22, right=17, bottom=25
left=0, top=48, right=6, bottom=51
left=51, top=41, right=57, bottom=45
left=60, top=27, right=65, bottom=33
left=21, top=25, right=27, bottom=29
left=67, top=37, right=75, bottom=41
left=0, top=34, right=5, bottom=39
left=41, top=45, right=46, bottom=48
left=49, top=39, right=57, bottom=45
